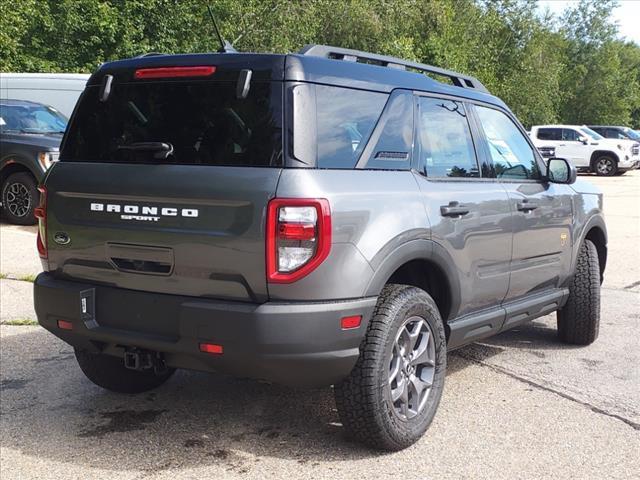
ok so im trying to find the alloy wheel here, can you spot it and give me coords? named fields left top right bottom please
left=5, top=182, right=31, bottom=218
left=387, top=315, right=436, bottom=421
left=596, top=157, right=614, bottom=175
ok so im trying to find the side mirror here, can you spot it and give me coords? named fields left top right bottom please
left=578, top=136, right=589, bottom=145
left=547, top=157, right=577, bottom=184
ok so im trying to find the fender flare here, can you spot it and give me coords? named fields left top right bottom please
left=363, top=239, right=462, bottom=320
left=573, top=213, right=608, bottom=279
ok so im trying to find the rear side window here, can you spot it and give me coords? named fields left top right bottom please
left=537, top=128, right=561, bottom=141
left=417, top=97, right=479, bottom=178
left=315, top=85, right=387, bottom=169
left=62, top=80, right=282, bottom=166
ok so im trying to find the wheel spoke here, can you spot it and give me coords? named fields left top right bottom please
left=409, top=373, right=431, bottom=399
left=406, top=319, right=423, bottom=353
left=391, top=376, right=407, bottom=402
left=410, top=330, right=433, bottom=366
left=388, top=355, right=401, bottom=385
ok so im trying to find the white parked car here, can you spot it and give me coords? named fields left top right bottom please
left=530, top=124, right=640, bottom=176
left=0, top=73, right=89, bottom=118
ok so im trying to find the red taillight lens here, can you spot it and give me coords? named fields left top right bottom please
left=266, top=198, right=331, bottom=283
left=35, top=186, right=47, bottom=259
left=134, top=66, right=216, bottom=79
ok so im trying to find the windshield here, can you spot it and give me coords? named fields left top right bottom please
left=62, top=80, right=282, bottom=166
left=622, top=127, right=640, bottom=141
left=0, top=104, right=68, bottom=134
left=580, top=127, right=604, bottom=140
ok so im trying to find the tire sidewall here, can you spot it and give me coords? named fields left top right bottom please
left=377, top=289, right=447, bottom=446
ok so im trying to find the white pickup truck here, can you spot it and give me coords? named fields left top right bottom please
left=530, top=124, right=640, bottom=176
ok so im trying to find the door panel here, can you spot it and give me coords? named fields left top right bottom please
left=471, top=104, right=574, bottom=302
left=501, top=182, right=573, bottom=300
left=414, top=96, right=512, bottom=318
left=414, top=177, right=513, bottom=317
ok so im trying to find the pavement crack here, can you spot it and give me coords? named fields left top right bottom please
left=456, top=352, right=640, bottom=431
left=623, top=280, right=640, bottom=290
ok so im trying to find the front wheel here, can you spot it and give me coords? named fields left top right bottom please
left=593, top=155, right=618, bottom=176
left=557, top=239, right=600, bottom=345
left=1, top=172, right=38, bottom=225
left=334, top=284, right=447, bottom=451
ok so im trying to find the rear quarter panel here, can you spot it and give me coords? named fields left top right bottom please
left=270, top=169, right=429, bottom=301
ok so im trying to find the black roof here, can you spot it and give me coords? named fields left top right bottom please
left=89, top=45, right=506, bottom=109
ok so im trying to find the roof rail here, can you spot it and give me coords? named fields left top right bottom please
left=136, top=52, right=166, bottom=58
left=299, top=44, right=489, bottom=93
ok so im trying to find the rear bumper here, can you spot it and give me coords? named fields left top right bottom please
left=33, top=273, right=377, bottom=386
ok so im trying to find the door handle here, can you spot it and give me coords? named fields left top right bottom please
left=517, top=200, right=539, bottom=212
left=440, top=202, right=470, bottom=217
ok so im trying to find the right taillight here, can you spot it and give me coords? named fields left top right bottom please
left=34, top=186, right=47, bottom=259
left=266, top=198, right=331, bottom=283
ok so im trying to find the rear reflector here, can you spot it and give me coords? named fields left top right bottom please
left=341, top=315, right=362, bottom=330
left=199, top=343, right=223, bottom=355
left=57, top=320, right=73, bottom=330
left=134, top=66, right=216, bottom=79
left=35, top=186, right=47, bottom=259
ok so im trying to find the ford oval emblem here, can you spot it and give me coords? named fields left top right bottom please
left=53, top=232, right=71, bottom=245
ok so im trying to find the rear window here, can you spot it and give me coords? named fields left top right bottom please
left=61, top=80, right=282, bottom=166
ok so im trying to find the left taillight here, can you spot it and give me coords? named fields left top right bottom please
left=34, top=186, right=47, bottom=259
left=266, top=198, right=331, bottom=283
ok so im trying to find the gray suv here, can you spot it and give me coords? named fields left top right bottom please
left=33, top=45, right=607, bottom=451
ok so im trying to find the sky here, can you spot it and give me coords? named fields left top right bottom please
left=537, top=0, right=640, bottom=45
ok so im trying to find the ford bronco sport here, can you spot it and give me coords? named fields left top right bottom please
left=33, top=45, right=607, bottom=451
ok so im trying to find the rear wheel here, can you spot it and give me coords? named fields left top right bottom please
left=75, top=348, right=175, bottom=393
left=1, top=172, right=38, bottom=225
left=593, top=155, right=617, bottom=176
left=557, top=239, right=600, bottom=345
left=334, top=284, right=446, bottom=451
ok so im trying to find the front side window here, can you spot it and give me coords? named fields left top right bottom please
left=315, top=85, right=387, bottom=169
left=62, top=80, right=282, bottom=166
left=562, top=129, right=581, bottom=141
left=475, top=105, right=541, bottom=180
left=417, top=97, right=479, bottom=178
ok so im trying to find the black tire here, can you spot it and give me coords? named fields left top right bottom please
left=1, top=172, right=38, bottom=225
left=334, top=284, right=447, bottom=451
left=75, top=348, right=175, bottom=394
left=557, top=239, right=600, bottom=345
left=592, top=155, right=618, bottom=176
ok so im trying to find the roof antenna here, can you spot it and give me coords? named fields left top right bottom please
left=207, top=5, right=237, bottom=53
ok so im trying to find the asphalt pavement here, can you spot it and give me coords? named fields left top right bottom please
left=0, top=171, right=638, bottom=479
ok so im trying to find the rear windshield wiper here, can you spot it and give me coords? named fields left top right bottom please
left=116, top=142, right=174, bottom=159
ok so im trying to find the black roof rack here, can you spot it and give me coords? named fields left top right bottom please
left=299, top=44, right=489, bottom=93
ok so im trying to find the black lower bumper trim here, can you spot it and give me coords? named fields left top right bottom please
left=34, top=273, right=377, bottom=386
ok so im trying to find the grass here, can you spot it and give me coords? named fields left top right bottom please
left=17, top=274, right=37, bottom=283
left=0, top=272, right=37, bottom=282
left=2, top=318, right=38, bottom=326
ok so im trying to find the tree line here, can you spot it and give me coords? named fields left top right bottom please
left=1, top=0, right=639, bottom=128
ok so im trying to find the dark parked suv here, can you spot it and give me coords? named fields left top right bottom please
left=0, top=99, right=66, bottom=224
left=33, top=46, right=607, bottom=451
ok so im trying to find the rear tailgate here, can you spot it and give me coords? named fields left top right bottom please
left=43, top=54, right=284, bottom=303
